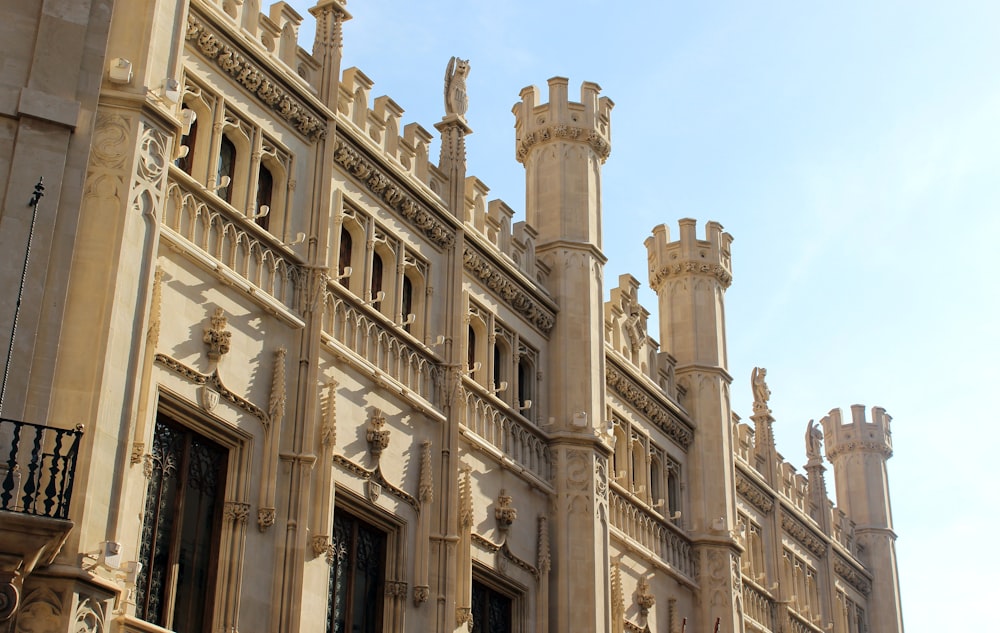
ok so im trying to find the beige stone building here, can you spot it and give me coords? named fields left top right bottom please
left=0, top=1, right=903, bottom=632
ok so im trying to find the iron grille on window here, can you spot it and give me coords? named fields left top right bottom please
left=327, top=510, right=386, bottom=633
left=135, top=414, right=226, bottom=632
left=471, top=580, right=513, bottom=633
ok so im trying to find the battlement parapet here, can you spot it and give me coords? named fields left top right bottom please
left=513, top=77, right=613, bottom=164
left=603, top=274, right=677, bottom=394
left=821, top=405, right=893, bottom=460
left=644, top=219, right=733, bottom=292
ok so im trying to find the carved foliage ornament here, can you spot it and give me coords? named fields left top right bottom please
left=203, top=308, right=232, bottom=361
left=606, top=362, right=694, bottom=449
left=735, top=470, right=774, bottom=513
left=516, top=125, right=611, bottom=164
left=185, top=12, right=327, bottom=141
left=649, top=260, right=733, bottom=291
left=463, top=247, right=555, bottom=334
left=333, top=139, right=454, bottom=247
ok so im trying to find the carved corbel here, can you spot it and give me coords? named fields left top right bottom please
left=203, top=307, right=232, bottom=364
left=495, top=489, right=517, bottom=534
left=366, top=408, right=390, bottom=460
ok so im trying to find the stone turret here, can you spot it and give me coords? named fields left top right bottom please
left=646, top=220, right=739, bottom=633
left=514, top=78, right=613, bottom=632
left=821, top=405, right=903, bottom=633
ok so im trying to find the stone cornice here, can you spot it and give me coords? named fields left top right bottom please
left=463, top=246, right=556, bottom=334
left=332, top=454, right=419, bottom=512
left=735, top=468, right=774, bottom=514
left=833, top=555, right=872, bottom=596
left=185, top=10, right=327, bottom=142
left=515, top=125, right=611, bottom=163
left=333, top=138, right=455, bottom=248
left=605, top=359, right=694, bottom=450
left=154, top=353, right=269, bottom=426
left=649, top=260, right=733, bottom=291
left=780, top=509, right=827, bottom=558
left=471, top=533, right=539, bottom=578
left=826, top=441, right=892, bottom=461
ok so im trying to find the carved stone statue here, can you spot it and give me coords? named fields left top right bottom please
left=805, top=420, right=823, bottom=460
left=751, top=366, right=770, bottom=411
left=444, top=56, right=470, bottom=117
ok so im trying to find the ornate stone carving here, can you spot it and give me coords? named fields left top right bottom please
left=332, top=139, right=454, bottom=247
left=780, top=511, right=827, bottom=557
left=91, top=113, right=131, bottom=170
left=385, top=580, right=408, bottom=599
left=224, top=501, right=251, bottom=522
left=321, top=380, right=338, bottom=447
left=311, top=534, right=330, bottom=557
left=456, top=607, right=473, bottom=628
left=735, top=469, right=774, bottom=513
left=635, top=575, right=655, bottom=617
left=459, top=464, right=473, bottom=527
left=418, top=440, right=433, bottom=504
left=257, top=507, right=276, bottom=530
left=203, top=308, right=232, bottom=362
left=413, top=585, right=429, bottom=605
left=198, top=385, right=220, bottom=411
left=516, top=125, right=611, bottom=163
left=610, top=561, right=624, bottom=633
left=537, top=516, right=551, bottom=574
left=130, top=442, right=144, bottom=466
left=463, top=247, right=555, bottom=334
left=751, top=367, right=771, bottom=414
left=833, top=556, right=872, bottom=596
left=366, top=408, right=390, bottom=458
left=366, top=480, right=382, bottom=503
left=154, top=353, right=270, bottom=424
left=648, top=261, right=733, bottom=290
left=470, top=534, right=539, bottom=578
left=606, top=361, right=694, bottom=450
left=73, top=596, right=107, bottom=632
left=185, top=11, right=327, bottom=141
left=444, top=57, right=470, bottom=117
left=705, top=549, right=729, bottom=608
left=130, top=122, right=169, bottom=219
left=805, top=420, right=824, bottom=461
left=13, top=586, right=61, bottom=631
left=495, top=489, right=517, bottom=533
left=331, top=454, right=420, bottom=511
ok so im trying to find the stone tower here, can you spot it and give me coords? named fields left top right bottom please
left=821, top=405, right=904, bottom=633
left=514, top=77, right=613, bottom=632
left=645, top=220, right=741, bottom=633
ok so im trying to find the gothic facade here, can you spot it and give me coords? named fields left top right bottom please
left=0, top=1, right=903, bottom=632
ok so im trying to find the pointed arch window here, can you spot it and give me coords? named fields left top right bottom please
left=467, top=326, right=476, bottom=373
left=370, top=252, right=384, bottom=310
left=255, top=163, right=273, bottom=231
left=339, top=228, right=353, bottom=289
left=176, top=106, right=198, bottom=175
left=401, top=275, right=413, bottom=333
left=217, top=136, right=237, bottom=203
left=327, top=510, right=386, bottom=633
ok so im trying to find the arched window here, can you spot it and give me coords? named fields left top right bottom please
left=338, top=228, right=353, bottom=289
left=668, top=465, right=681, bottom=519
left=517, top=358, right=532, bottom=407
left=175, top=106, right=197, bottom=175
left=493, top=344, right=503, bottom=392
left=650, top=456, right=663, bottom=507
left=255, top=163, right=273, bottom=231
left=217, top=136, right=236, bottom=203
left=467, top=326, right=476, bottom=373
left=370, top=252, right=383, bottom=310
left=401, top=275, right=413, bottom=333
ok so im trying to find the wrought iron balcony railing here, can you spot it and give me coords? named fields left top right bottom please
left=0, top=418, right=83, bottom=520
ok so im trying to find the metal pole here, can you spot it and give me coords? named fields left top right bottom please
left=0, top=177, right=44, bottom=415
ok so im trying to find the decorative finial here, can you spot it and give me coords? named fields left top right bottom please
left=29, top=177, right=45, bottom=207
left=444, top=56, right=470, bottom=117
left=203, top=308, right=231, bottom=363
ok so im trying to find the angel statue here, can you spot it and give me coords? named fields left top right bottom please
left=751, top=367, right=771, bottom=411
left=444, top=56, right=470, bottom=117
left=805, top=420, right=824, bottom=460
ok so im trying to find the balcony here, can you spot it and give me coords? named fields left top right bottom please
left=0, top=417, right=83, bottom=621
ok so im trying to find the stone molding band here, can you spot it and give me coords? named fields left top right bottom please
left=833, top=556, right=872, bottom=596
left=333, top=139, right=455, bottom=248
left=185, top=11, right=327, bottom=142
left=605, top=361, right=694, bottom=450
left=780, top=510, right=827, bottom=557
left=516, top=125, right=611, bottom=163
left=463, top=247, right=555, bottom=334
left=649, top=261, right=733, bottom=291
left=736, top=469, right=774, bottom=514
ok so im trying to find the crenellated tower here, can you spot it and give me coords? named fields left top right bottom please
left=821, top=405, right=904, bottom=633
left=646, top=220, right=740, bottom=633
left=514, top=78, right=613, bottom=632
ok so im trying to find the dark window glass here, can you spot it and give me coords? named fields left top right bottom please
left=176, top=107, right=197, bottom=175
left=468, top=326, right=476, bottom=373
left=493, top=344, right=502, bottom=391
left=471, top=580, right=512, bottom=633
left=136, top=413, right=226, bottom=632
left=255, top=164, right=273, bottom=231
left=327, top=511, right=386, bottom=633
left=517, top=359, right=531, bottom=407
left=217, top=136, right=236, bottom=203
left=668, top=466, right=681, bottom=518
left=401, top=275, right=413, bottom=333
left=370, top=253, right=383, bottom=310
left=339, top=229, right=352, bottom=288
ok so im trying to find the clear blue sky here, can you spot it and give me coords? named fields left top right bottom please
left=291, top=1, right=999, bottom=628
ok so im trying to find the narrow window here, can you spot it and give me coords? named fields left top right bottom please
left=327, top=510, right=386, bottom=633
left=517, top=358, right=531, bottom=407
left=136, top=413, right=226, bottom=631
left=255, top=164, right=273, bottom=231
left=471, top=580, right=512, bottom=633
left=493, top=344, right=502, bottom=391
left=176, top=107, right=198, bottom=175
left=467, top=326, right=476, bottom=373
left=338, top=228, right=353, bottom=289
left=217, top=136, right=237, bottom=203
left=370, top=252, right=384, bottom=310
left=401, top=275, right=413, bottom=333
left=667, top=465, right=681, bottom=518
left=649, top=457, right=662, bottom=507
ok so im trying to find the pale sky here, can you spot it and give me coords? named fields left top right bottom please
left=290, top=1, right=1000, bottom=629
